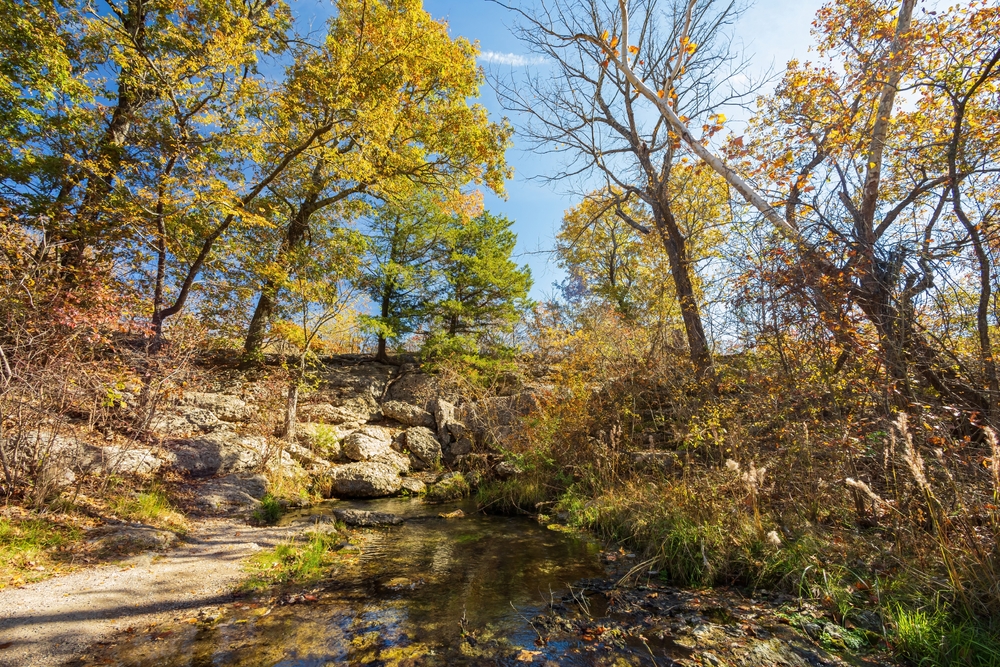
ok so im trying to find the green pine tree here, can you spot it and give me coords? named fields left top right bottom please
left=431, top=211, right=532, bottom=345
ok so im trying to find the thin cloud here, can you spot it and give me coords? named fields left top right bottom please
left=479, top=51, right=548, bottom=67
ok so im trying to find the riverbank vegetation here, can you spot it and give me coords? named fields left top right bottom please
left=469, top=0, right=1000, bottom=663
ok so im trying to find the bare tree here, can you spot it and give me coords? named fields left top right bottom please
left=589, top=0, right=1000, bottom=416
left=494, top=0, right=761, bottom=376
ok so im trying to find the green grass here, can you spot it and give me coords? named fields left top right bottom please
left=0, top=517, right=82, bottom=588
left=239, top=530, right=343, bottom=593
left=252, top=493, right=284, bottom=525
left=891, top=605, right=1000, bottom=667
left=425, top=473, right=470, bottom=502
left=110, top=484, right=185, bottom=529
left=311, top=424, right=343, bottom=459
left=476, top=476, right=552, bottom=513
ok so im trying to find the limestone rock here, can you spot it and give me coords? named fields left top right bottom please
left=180, top=392, right=252, bottom=422
left=94, top=445, right=163, bottom=475
left=381, top=400, right=435, bottom=428
left=196, top=474, right=268, bottom=511
left=495, top=460, right=521, bottom=479
left=449, top=437, right=473, bottom=457
left=323, top=462, right=402, bottom=498
left=384, top=368, right=440, bottom=410
left=166, top=432, right=268, bottom=477
left=400, top=477, right=426, bottom=494
left=370, top=448, right=410, bottom=475
left=425, top=471, right=470, bottom=502
left=332, top=508, right=404, bottom=527
left=431, top=398, right=456, bottom=443
left=403, top=427, right=441, bottom=470
left=342, top=425, right=393, bottom=461
left=630, top=450, right=680, bottom=472
left=295, top=422, right=352, bottom=460
left=90, top=525, right=177, bottom=553
left=284, top=443, right=330, bottom=469
left=149, top=407, right=226, bottom=437
left=298, top=403, right=373, bottom=425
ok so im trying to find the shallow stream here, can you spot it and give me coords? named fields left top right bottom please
left=92, top=497, right=659, bottom=666
left=87, top=497, right=854, bottom=667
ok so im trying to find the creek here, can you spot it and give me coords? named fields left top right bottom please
left=85, top=497, right=852, bottom=667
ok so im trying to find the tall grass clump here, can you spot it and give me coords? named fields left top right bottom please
left=110, top=483, right=186, bottom=530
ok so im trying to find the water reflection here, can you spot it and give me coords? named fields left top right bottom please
left=92, top=498, right=612, bottom=666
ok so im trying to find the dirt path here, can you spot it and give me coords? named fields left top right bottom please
left=0, top=518, right=304, bottom=667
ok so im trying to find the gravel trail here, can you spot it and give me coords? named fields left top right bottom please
left=0, top=518, right=303, bottom=667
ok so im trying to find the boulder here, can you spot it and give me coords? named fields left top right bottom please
left=381, top=400, right=435, bottom=428
left=298, top=402, right=373, bottom=425
left=447, top=421, right=468, bottom=441
left=431, top=398, right=456, bottom=443
left=323, top=462, right=402, bottom=498
left=11, top=430, right=87, bottom=498
left=342, top=425, right=393, bottom=461
left=166, top=432, right=267, bottom=477
left=333, top=508, right=404, bottom=527
left=371, top=448, right=410, bottom=475
left=425, top=471, right=470, bottom=502
left=630, top=450, right=680, bottom=472
left=94, top=445, right=163, bottom=475
left=495, top=460, right=521, bottom=479
left=449, top=437, right=473, bottom=457
left=404, top=427, right=441, bottom=470
left=400, top=477, right=426, bottom=494
left=384, top=368, right=441, bottom=410
left=284, top=443, right=331, bottom=470
left=195, top=474, right=268, bottom=511
left=180, top=392, right=252, bottom=422
left=295, top=422, right=352, bottom=460
left=90, top=525, right=177, bottom=553
left=149, top=407, right=225, bottom=437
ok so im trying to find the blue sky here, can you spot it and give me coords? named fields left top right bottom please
left=296, top=0, right=825, bottom=299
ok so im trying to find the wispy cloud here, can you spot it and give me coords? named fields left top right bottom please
left=478, top=51, right=548, bottom=67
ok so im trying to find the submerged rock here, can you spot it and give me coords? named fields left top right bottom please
left=333, top=508, right=404, bottom=527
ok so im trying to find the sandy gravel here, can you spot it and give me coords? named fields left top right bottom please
left=0, top=518, right=305, bottom=667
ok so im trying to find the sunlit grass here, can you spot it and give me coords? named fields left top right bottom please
left=0, top=517, right=82, bottom=588
left=239, top=529, right=344, bottom=593
left=110, top=483, right=186, bottom=530
left=252, top=493, right=284, bottom=525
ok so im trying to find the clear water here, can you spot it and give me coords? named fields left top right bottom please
left=91, top=497, right=653, bottom=666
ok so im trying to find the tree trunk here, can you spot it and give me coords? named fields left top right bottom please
left=653, top=205, right=713, bottom=377
left=61, top=0, right=150, bottom=272
left=243, top=203, right=314, bottom=359
left=283, top=383, right=298, bottom=442
left=374, top=286, right=393, bottom=363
